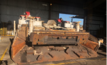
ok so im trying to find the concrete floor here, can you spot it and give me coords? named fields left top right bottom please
left=0, top=36, right=106, bottom=65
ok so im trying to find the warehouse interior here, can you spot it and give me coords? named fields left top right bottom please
left=0, top=0, right=106, bottom=65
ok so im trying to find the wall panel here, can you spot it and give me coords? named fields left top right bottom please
left=0, top=0, right=85, bottom=24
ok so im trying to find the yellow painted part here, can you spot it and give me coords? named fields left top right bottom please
left=0, top=28, right=2, bottom=30
left=0, top=28, right=7, bottom=36
left=0, top=43, right=11, bottom=61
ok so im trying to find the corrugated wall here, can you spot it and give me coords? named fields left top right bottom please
left=86, top=12, right=105, bottom=36
left=0, top=0, right=49, bottom=23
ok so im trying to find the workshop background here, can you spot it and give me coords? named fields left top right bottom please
left=0, top=0, right=106, bottom=38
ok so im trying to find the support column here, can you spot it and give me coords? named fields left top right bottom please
left=76, top=21, right=81, bottom=32
left=48, top=3, right=52, bottom=20
left=29, top=20, right=33, bottom=35
left=14, top=20, right=16, bottom=35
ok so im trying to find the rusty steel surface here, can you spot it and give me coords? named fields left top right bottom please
left=11, top=25, right=99, bottom=64
left=11, top=25, right=27, bottom=59
left=30, top=32, right=89, bottom=45
left=12, top=45, right=98, bottom=64
left=82, top=40, right=99, bottom=52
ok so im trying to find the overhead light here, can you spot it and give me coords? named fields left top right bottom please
left=50, top=3, right=52, bottom=6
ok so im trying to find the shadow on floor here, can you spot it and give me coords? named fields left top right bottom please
left=0, top=60, right=8, bottom=65
left=9, top=38, right=14, bottom=59
left=99, top=45, right=106, bottom=52
left=97, top=52, right=106, bottom=57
